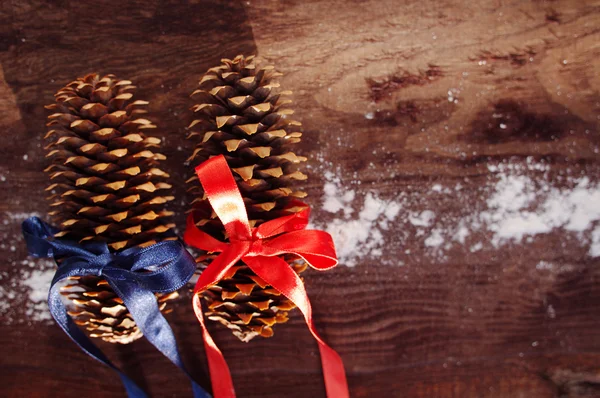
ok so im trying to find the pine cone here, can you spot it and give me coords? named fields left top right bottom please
left=187, top=55, right=310, bottom=342
left=44, top=73, right=177, bottom=344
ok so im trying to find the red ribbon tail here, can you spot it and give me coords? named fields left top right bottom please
left=191, top=247, right=248, bottom=398
left=243, top=256, right=349, bottom=398
left=193, top=294, right=236, bottom=398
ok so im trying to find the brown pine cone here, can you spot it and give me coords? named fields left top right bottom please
left=187, top=55, right=310, bottom=342
left=44, top=73, right=177, bottom=344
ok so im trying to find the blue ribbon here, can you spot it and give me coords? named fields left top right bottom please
left=22, top=216, right=211, bottom=398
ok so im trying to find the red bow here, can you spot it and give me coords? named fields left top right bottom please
left=184, top=155, right=349, bottom=398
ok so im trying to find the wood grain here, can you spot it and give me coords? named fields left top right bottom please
left=1, top=0, right=599, bottom=397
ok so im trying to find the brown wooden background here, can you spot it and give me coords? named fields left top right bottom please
left=1, top=0, right=599, bottom=397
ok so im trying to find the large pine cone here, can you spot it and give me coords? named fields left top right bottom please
left=44, top=73, right=177, bottom=344
left=187, top=55, right=310, bottom=342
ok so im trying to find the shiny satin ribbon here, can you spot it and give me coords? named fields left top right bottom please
left=22, top=216, right=211, bottom=398
left=184, top=155, right=349, bottom=398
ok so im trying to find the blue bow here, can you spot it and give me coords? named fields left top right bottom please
left=22, top=216, right=211, bottom=398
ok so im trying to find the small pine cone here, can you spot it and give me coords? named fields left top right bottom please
left=44, top=73, right=178, bottom=344
left=187, top=55, right=310, bottom=342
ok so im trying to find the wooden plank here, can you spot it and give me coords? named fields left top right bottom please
left=0, top=0, right=599, bottom=397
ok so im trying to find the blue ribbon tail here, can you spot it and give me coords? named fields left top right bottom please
left=111, top=278, right=212, bottom=398
left=48, top=274, right=149, bottom=398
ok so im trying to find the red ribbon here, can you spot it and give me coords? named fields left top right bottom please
left=184, top=155, right=349, bottom=398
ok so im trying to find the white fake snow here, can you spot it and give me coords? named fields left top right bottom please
left=0, top=210, right=55, bottom=324
left=22, top=268, right=55, bottom=321
left=591, top=226, right=600, bottom=257
left=409, top=210, right=435, bottom=227
left=312, top=175, right=403, bottom=267
left=482, top=173, right=600, bottom=246
left=0, top=258, right=55, bottom=324
left=424, top=229, right=444, bottom=248
left=311, top=159, right=600, bottom=267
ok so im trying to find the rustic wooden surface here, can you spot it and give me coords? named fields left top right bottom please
left=1, top=0, right=599, bottom=397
